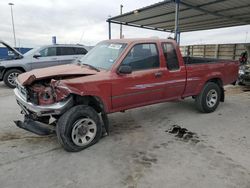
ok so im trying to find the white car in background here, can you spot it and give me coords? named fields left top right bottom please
left=0, top=40, right=88, bottom=88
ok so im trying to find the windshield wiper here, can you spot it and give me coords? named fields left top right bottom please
left=81, top=63, right=100, bottom=72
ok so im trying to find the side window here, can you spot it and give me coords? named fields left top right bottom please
left=39, top=47, right=56, bottom=57
left=57, top=47, right=75, bottom=56
left=162, top=43, right=179, bottom=70
left=75, top=47, right=87, bottom=55
left=39, top=48, right=47, bottom=57
left=122, top=43, right=159, bottom=71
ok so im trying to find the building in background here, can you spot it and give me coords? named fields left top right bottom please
left=180, top=43, right=250, bottom=60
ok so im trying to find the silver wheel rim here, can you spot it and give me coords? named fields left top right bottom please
left=71, top=118, right=97, bottom=147
left=206, top=89, right=218, bottom=108
left=8, top=72, right=19, bottom=86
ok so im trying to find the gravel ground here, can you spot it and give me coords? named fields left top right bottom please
left=0, top=83, right=249, bottom=188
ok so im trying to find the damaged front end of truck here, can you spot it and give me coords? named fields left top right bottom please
left=13, top=63, right=102, bottom=136
left=14, top=78, right=75, bottom=135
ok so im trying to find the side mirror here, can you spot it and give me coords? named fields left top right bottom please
left=118, top=65, right=132, bottom=74
left=33, top=52, right=41, bottom=58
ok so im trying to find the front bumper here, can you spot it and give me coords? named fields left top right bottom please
left=14, top=117, right=55, bottom=135
left=14, top=88, right=73, bottom=116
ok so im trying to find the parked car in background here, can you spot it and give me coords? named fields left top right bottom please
left=238, top=51, right=250, bottom=85
left=238, top=63, right=250, bottom=85
left=0, top=40, right=88, bottom=88
left=13, top=38, right=239, bottom=152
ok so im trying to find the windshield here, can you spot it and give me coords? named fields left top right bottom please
left=79, top=42, right=127, bottom=70
left=23, top=47, right=42, bottom=57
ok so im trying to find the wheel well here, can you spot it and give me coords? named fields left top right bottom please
left=206, top=78, right=224, bottom=102
left=207, top=78, right=223, bottom=87
left=3, top=67, right=25, bottom=76
left=73, top=95, right=105, bottom=113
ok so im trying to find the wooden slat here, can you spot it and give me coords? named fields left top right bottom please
left=180, top=43, right=250, bottom=60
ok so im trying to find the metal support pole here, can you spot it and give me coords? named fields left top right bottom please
left=9, top=3, right=16, bottom=47
left=174, top=0, right=180, bottom=44
left=108, top=21, right=111, bottom=39
left=120, top=4, right=123, bottom=39
left=177, top=31, right=180, bottom=44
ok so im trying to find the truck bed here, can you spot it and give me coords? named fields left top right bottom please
left=182, top=57, right=239, bottom=98
left=183, top=56, right=228, bottom=64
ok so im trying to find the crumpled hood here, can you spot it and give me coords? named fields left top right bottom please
left=17, top=64, right=97, bottom=86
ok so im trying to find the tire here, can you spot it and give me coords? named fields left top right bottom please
left=56, top=105, right=102, bottom=152
left=3, top=69, right=23, bottom=88
left=195, top=82, right=221, bottom=113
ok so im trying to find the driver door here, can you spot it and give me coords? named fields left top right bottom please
left=112, top=43, right=165, bottom=110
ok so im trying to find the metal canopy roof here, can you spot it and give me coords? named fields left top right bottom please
left=107, top=0, right=250, bottom=33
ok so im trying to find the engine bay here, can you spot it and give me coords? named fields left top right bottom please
left=27, top=80, right=56, bottom=105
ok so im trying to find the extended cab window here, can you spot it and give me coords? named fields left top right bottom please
left=39, top=47, right=57, bottom=57
left=122, top=43, right=159, bottom=71
left=162, top=43, right=179, bottom=70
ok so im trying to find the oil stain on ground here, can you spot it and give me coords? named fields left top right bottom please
left=166, top=125, right=200, bottom=144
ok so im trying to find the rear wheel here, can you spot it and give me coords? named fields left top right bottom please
left=195, top=82, right=221, bottom=113
left=56, top=105, right=102, bottom=152
left=3, top=69, right=23, bottom=88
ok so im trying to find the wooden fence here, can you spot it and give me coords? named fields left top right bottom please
left=180, top=43, right=250, bottom=60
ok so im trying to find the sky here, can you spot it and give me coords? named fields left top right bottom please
left=0, top=0, right=250, bottom=47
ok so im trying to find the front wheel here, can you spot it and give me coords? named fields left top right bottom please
left=3, top=69, right=23, bottom=88
left=56, top=105, right=102, bottom=152
left=195, top=82, right=221, bottom=113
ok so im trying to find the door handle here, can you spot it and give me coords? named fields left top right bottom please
left=154, top=71, right=163, bottom=78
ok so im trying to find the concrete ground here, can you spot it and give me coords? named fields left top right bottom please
left=0, top=83, right=249, bottom=188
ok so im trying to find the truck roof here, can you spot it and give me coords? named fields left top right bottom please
left=40, top=44, right=88, bottom=48
left=102, top=38, right=176, bottom=44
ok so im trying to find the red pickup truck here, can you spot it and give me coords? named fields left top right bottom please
left=14, top=38, right=239, bottom=152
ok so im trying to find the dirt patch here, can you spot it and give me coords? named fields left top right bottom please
left=124, top=151, right=158, bottom=187
left=132, top=151, right=158, bottom=168
left=109, top=118, right=142, bottom=135
left=0, top=84, right=13, bottom=97
left=225, top=85, right=250, bottom=95
left=0, top=132, right=54, bottom=142
left=242, top=87, right=250, bottom=92
left=166, top=125, right=200, bottom=144
left=0, top=133, right=22, bottom=141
